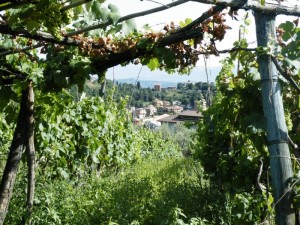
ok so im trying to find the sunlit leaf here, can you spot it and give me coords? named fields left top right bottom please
left=147, top=58, right=159, bottom=71
left=91, top=1, right=102, bottom=17
left=122, top=19, right=136, bottom=35
left=279, top=21, right=294, bottom=32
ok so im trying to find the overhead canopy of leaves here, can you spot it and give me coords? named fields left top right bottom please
left=0, top=0, right=236, bottom=91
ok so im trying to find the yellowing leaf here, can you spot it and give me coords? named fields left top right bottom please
left=147, top=58, right=159, bottom=71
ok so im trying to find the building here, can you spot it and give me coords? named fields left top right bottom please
left=165, top=106, right=173, bottom=113
left=134, top=108, right=147, bottom=119
left=178, top=110, right=202, bottom=121
left=157, top=110, right=202, bottom=128
left=163, top=101, right=171, bottom=107
left=133, top=118, right=141, bottom=125
left=172, top=105, right=183, bottom=114
left=164, top=106, right=183, bottom=114
left=157, top=114, right=178, bottom=127
left=152, top=98, right=163, bottom=108
left=142, top=114, right=169, bottom=129
left=172, top=101, right=181, bottom=106
left=144, top=120, right=161, bottom=129
left=154, top=84, right=161, bottom=92
left=129, top=106, right=135, bottom=112
left=145, top=105, right=157, bottom=117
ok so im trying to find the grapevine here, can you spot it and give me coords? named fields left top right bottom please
left=7, top=0, right=73, bottom=39
left=48, top=10, right=232, bottom=75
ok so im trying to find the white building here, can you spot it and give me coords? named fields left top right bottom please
left=134, top=108, right=147, bottom=119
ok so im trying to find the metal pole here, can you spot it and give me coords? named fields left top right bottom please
left=255, top=12, right=295, bottom=225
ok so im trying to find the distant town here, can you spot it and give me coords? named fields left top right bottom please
left=84, top=79, right=216, bottom=128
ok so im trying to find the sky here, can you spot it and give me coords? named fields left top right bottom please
left=104, top=0, right=299, bottom=82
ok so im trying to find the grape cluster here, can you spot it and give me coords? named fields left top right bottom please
left=42, top=4, right=61, bottom=38
left=18, top=2, right=74, bottom=39
left=42, top=4, right=72, bottom=39
left=61, top=9, right=73, bottom=25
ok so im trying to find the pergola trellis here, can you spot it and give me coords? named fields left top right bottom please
left=1, top=0, right=300, bottom=224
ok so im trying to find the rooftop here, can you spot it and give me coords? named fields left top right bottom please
left=157, top=110, right=202, bottom=123
left=179, top=110, right=202, bottom=117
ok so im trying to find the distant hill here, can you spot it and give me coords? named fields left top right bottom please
left=115, top=78, right=178, bottom=88
left=106, top=64, right=222, bottom=84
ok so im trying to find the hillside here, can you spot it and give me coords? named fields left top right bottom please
left=114, top=78, right=178, bottom=88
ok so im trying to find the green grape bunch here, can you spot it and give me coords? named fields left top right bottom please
left=61, top=8, right=73, bottom=25
left=7, top=0, right=73, bottom=39
left=40, top=3, right=73, bottom=39
left=43, top=3, right=63, bottom=38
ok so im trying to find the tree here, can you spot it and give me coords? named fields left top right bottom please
left=177, top=83, right=185, bottom=90
left=195, top=82, right=203, bottom=90
left=186, top=82, right=194, bottom=90
left=0, top=0, right=300, bottom=224
left=137, top=81, right=141, bottom=89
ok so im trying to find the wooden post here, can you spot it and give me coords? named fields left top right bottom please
left=0, top=82, right=35, bottom=225
left=0, top=87, right=27, bottom=224
left=26, top=82, right=35, bottom=224
left=254, top=12, right=295, bottom=225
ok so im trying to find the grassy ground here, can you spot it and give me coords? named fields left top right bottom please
left=6, top=157, right=230, bottom=225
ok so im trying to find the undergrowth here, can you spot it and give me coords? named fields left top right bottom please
left=6, top=157, right=230, bottom=225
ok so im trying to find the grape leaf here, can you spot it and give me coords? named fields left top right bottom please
left=147, top=58, right=159, bottom=71
left=91, top=1, right=102, bottom=18
left=279, top=21, right=294, bottom=33
left=122, top=19, right=136, bottom=35
left=26, top=20, right=40, bottom=33
left=108, top=4, right=120, bottom=24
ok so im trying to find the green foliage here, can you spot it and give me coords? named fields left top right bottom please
left=134, top=127, right=182, bottom=159
left=122, top=19, right=137, bottom=36
left=7, top=155, right=274, bottom=225
left=179, top=18, right=193, bottom=28
left=0, top=85, right=184, bottom=178
left=153, top=47, right=178, bottom=72
left=0, top=88, right=19, bottom=163
left=4, top=0, right=129, bottom=38
left=196, top=56, right=268, bottom=189
left=157, top=124, right=197, bottom=156
left=140, top=52, right=194, bottom=75
left=34, top=90, right=136, bottom=178
left=5, top=158, right=230, bottom=225
left=92, top=80, right=214, bottom=109
left=276, top=20, right=300, bottom=166
left=71, top=2, right=133, bottom=36
left=2, top=2, right=300, bottom=225
left=277, top=20, right=300, bottom=75
left=291, top=172, right=300, bottom=209
left=43, top=47, right=94, bottom=92
left=136, top=27, right=199, bottom=74
left=194, top=46, right=273, bottom=223
left=147, top=58, right=160, bottom=71
left=28, top=88, right=187, bottom=179
left=0, top=99, right=17, bottom=169
left=0, top=37, right=43, bottom=85
left=7, top=0, right=72, bottom=38
left=191, top=18, right=300, bottom=224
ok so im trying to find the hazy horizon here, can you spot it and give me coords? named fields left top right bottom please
left=106, top=64, right=221, bottom=83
